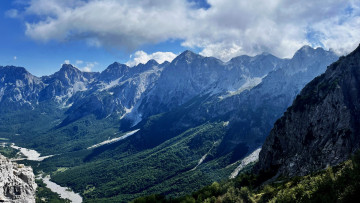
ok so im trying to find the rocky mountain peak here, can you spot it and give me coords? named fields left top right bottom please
left=181, top=50, right=197, bottom=57
left=132, top=60, right=159, bottom=72
left=292, top=45, right=314, bottom=57
left=172, top=50, right=202, bottom=65
left=52, top=64, right=87, bottom=84
left=106, top=62, right=127, bottom=70
left=60, top=63, right=80, bottom=72
left=161, top=61, right=171, bottom=66
left=0, top=66, right=41, bottom=87
left=100, top=62, right=129, bottom=82
left=292, top=45, right=330, bottom=59
left=145, top=59, right=159, bottom=66
left=0, top=65, right=28, bottom=73
left=228, top=55, right=251, bottom=64
left=282, top=46, right=338, bottom=76
left=299, top=44, right=313, bottom=51
left=0, top=66, right=33, bottom=79
left=100, top=62, right=128, bottom=75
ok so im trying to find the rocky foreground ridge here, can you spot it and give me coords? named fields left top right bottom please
left=0, top=154, right=36, bottom=203
left=255, top=44, right=360, bottom=177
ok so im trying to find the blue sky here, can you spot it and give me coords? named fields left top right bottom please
left=0, top=0, right=359, bottom=76
left=0, top=1, right=193, bottom=76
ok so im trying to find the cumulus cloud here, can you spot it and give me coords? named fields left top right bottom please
left=24, top=0, right=190, bottom=49
left=63, top=59, right=97, bottom=72
left=20, top=0, right=360, bottom=60
left=126, top=51, right=177, bottom=67
left=77, top=61, right=98, bottom=72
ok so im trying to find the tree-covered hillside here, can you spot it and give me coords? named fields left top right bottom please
left=134, top=152, right=360, bottom=203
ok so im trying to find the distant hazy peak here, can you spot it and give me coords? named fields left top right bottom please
left=293, top=45, right=328, bottom=58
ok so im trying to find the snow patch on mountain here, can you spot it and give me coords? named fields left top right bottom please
left=87, top=129, right=140, bottom=149
left=232, top=76, right=264, bottom=94
left=120, top=106, right=134, bottom=119
left=73, top=81, right=88, bottom=92
left=229, top=148, right=261, bottom=179
left=100, top=78, right=121, bottom=91
left=220, top=76, right=265, bottom=99
left=191, top=142, right=218, bottom=171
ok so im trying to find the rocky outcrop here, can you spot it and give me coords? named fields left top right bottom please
left=255, top=44, right=360, bottom=177
left=0, top=154, right=37, bottom=203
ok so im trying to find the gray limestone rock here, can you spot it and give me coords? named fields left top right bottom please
left=0, top=154, right=37, bottom=203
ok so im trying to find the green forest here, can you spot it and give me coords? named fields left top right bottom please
left=134, top=151, right=360, bottom=203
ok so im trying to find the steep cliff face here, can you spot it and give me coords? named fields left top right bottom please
left=256, top=44, right=360, bottom=177
left=0, top=66, right=44, bottom=110
left=0, top=154, right=37, bottom=203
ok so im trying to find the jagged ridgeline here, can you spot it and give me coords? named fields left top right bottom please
left=134, top=44, right=360, bottom=203
left=0, top=46, right=338, bottom=201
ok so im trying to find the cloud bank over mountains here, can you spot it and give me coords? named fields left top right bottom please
left=12, top=0, right=360, bottom=61
left=126, top=51, right=177, bottom=67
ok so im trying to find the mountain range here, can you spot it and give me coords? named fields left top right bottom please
left=157, top=44, right=360, bottom=203
left=0, top=46, right=340, bottom=201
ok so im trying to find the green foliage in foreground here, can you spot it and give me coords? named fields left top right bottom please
left=134, top=152, right=360, bottom=203
left=35, top=179, right=70, bottom=203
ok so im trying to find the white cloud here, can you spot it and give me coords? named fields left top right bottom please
left=79, top=62, right=98, bottom=72
left=63, top=59, right=97, bottom=72
left=21, top=0, right=360, bottom=60
left=13, top=56, right=17, bottom=60
left=310, top=12, right=360, bottom=56
left=76, top=60, right=83, bottom=65
left=24, top=0, right=190, bottom=49
left=126, top=51, right=177, bottom=67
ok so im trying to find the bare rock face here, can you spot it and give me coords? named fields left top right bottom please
left=0, top=154, right=37, bottom=203
left=255, top=44, right=360, bottom=177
